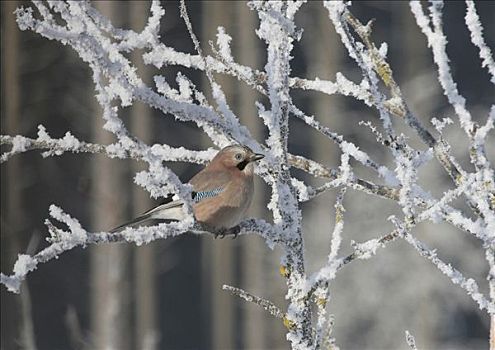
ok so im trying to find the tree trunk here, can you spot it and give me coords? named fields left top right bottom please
left=1, top=2, right=30, bottom=349
left=129, top=2, right=158, bottom=349
left=201, top=2, right=235, bottom=348
left=235, top=2, right=280, bottom=348
left=89, top=2, right=130, bottom=350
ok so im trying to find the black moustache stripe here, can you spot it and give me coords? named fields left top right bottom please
left=236, top=159, right=249, bottom=170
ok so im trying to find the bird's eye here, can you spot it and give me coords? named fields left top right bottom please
left=235, top=153, right=243, bottom=161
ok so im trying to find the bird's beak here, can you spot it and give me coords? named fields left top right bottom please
left=249, top=153, right=265, bottom=162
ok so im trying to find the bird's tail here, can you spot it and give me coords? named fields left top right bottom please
left=110, top=199, right=186, bottom=233
left=110, top=213, right=153, bottom=233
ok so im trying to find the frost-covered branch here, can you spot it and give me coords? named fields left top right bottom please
left=391, top=218, right=495, bottom=315
left=405, top=330, right=419, bottom=350
left=403, top=228, right=495, bottom=314
left=341, top=3, right=468, bottom=192
left=251, top=2, right=312, bottom=348
left=1, top=204, right=277, bottom=294
left=312, top=189, right=345, bottom=350
left=2, top=0, right=494, bottom=348
left=222, top=284, right=285, bottom=320
left=411, top=1, right=473, bottom=131
left=464, top=1, right=495, bottom=85
left=1, top=125, right=216, bottom=164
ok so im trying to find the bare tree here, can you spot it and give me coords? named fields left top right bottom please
left=1, top=1, right=494, bottom=349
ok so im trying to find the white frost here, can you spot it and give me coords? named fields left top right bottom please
left=2, top=2, right=495, bottom=348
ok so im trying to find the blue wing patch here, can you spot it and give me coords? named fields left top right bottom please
left=192, top=187, right=224, bottom=203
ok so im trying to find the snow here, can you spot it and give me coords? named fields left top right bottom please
left=431, top=116, right=453, bottom=133
left=351, top=238, right=383, bottom=260
left=404, top=330, right=418, bottom=350
left=216, top=26, right=233, bottom=62
left=378, top=165, right=400, bottom=186
left=291, top=178, right=311, bottom=202
left=176, top=73, right=194, bottom=102
left=14, top=6, right=35, bottom=31
left=61, top=132, right=81, bottom=150
left=378, top=42, right=388, bottom=59
left=49, top=205, right=88, bottom=242
left=13, top=255, right=37, bottom=281
left=410, top=1, right=473, bottom=131
left=10, top=135, right=29, bottom=153
left=0, top=255, right=38, bottom=293
left=328, top=189, right=346, bottom=262
left=465, top=1, right=495, bottom=84
left=403, top=228, right=495, bottom=314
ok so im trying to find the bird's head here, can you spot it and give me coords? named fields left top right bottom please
left=212, top=145, right=264, bottom=175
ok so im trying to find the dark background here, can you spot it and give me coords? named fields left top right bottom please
left=1, top=1, right=494, bottom=349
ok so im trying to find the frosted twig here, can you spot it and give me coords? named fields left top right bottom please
left=395, top=220, right=495, bottom=314
left=179, top=0, right=213, bottom=87
left=340, top=230, right=401, bottom=269
left=336, top=2, right=488, bottom=224
left=335, top=2, right=471, bottom=195
left=5, top=1, right=495, bottom=348
left=326, top=1, right=396, bottom=136
left=464, top=1, right=495, bottom=85
left=320, top=316, right=339, bottom=350
left=0, top=127, right=403, bottom=204
left=180, top=0, right=247, bottom=146
left=410, top=1, right=473, bottom=131
left=0, top=205, right=277, bottom=293
left=1, top=129, right=216, bottom=165
left=290, top=104, right=393, bottom=177
left=1, top=131, right=99, bottom=163
left=313, top=286, right=331, bottom=349
left=329, top=188, right=346, bottom=262
left=1, top=128, right=405, bottom=210
left=313, top=188, right=345, bottom=349
left=306, top=229, right=401, bottom=303
left=405, top=330, right=418, bottom=350
left=222, top=285, right=284, bottom=320
left=341, top=4, right=458, bottom=162
left=290, top=74, right=372, bottom=105
left=287, top=154, right=401, bottom=203
left=18, top=1, right=260, bottom=153
left=252, top=2, right=312, bottom=347
left=486, top=248, right=495, bottom=349
left=344, top=12, right=402, bottom=106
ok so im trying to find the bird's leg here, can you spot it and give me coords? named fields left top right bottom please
left=216, top=226, right=241, bottom=239
left=196, top=223, right=220, bottom=238
left=216, top=228, right=227, bottom=239
left=230, top=226, right=241, bottom=239
left=198, top=223, right=239, bottom=239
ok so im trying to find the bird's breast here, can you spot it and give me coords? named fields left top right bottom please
left=193, top=177, right=253, bottom=229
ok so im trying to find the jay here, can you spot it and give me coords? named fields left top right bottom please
left=112, top=145, right=264, bottom=234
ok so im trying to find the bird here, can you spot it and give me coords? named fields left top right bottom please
left=111, top=144, right=264, bottom=236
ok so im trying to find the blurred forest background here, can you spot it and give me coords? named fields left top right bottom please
left=1, top=1, right=494, bottom=349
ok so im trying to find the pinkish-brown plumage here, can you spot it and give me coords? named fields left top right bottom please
left=111, top=145, right=264, bottom=233
left=190, top=145, right=261, bottom=229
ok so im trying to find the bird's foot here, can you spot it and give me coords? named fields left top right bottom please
left=215, top=228, right=228, bottom=239
left=213, top=226, right=241, bottom=239
left=230, top=226, right=241, bottom=239
left=198, top=223, right=241, bottom=239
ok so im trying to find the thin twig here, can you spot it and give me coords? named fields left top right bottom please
left=222, top=285, right=284, bottom=319
left=405, top=330, right=419, bottom=350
